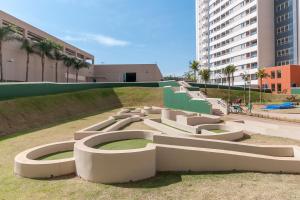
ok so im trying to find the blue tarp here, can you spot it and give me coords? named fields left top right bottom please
left=264, top=102, right=295, bottom=110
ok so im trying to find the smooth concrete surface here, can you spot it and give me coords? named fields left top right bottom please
left=75, top=130, right=159, bottom=183
left=14, top=141, right=76, bottom=178
left=144, top=118, right=244, bottom=141
left=143, top=106, right=163, bottom=114
left=155, top=144, right=300, bottom=174
left=14, top=107, right=300, bottom=183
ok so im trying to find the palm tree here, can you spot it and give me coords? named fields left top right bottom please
left=199, top=68, right=210, bottom=94
left=34, top=39, right=55, bottom=82
left=224, top=65, right=232, bottom=102
left=240, top=72, right=250, bottom=104
left=0, top=26, right=17, bottom=82
left=183, top=71, right=193, bottom=81
left=53, top=44, right=64, bottom=82
left=228, top=64, right=237, bottom=86
left=20, top=38, right=34, bottom=82
left=189, top=60, right=200, bottom=82
left=63, top=56, right=75, bottom=83
left=73, top=59, right=90, bottom=82
left=256, top=68, right=268, bottom=104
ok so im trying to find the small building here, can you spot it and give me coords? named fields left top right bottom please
left=260, top=65, right=300, bottom=94
left=91, top=64, right=163, bottom=82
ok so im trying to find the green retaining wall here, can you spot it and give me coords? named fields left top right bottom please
left=159, top=80, right=180, bottom=87
left=0, top=82, right=160, bottom=100
left=291, top=88, right=300, bottom=95
left=163, top=87, right=212, bottom=114
left=189, top=83, right=272, bottom=93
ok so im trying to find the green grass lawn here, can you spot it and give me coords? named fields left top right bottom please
left=0, top=87, right=163, bottom=136
left=203, top=88, right=291, bottom=104
left=36, top=151, right=74, bottom=160
left=209, top=129, right=227, bottom=133
left=94, top=139, right=152, bottom=150
left=2, top=110, right=300, bottom=199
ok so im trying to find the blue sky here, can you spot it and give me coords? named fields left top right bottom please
left=1, top=0, right=196, bottom=76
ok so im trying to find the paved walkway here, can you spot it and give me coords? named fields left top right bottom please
left=252, top=109, right=300, bottom=122
left=224, top=114, right=300, bottom=141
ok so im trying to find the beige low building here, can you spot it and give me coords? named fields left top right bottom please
left=1, top=11, right=163, bottom=83
left=0, top=10, right=94, bottom=82
left=91, top=64, right=163, bottom=82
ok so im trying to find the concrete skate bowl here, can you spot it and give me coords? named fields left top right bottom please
left=14, top=140, right=76, bottom=178
left=75, top=130, right=160, bottom=183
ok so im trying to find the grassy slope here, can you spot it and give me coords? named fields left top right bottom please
left=1, top=111, right=300, bottom=199
left=0, top=87, right=163, bottom=136
left=203, top=88, right=290, bottom=103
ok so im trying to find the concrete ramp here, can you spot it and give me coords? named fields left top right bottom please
left=154, top=135, right=300, bottom=174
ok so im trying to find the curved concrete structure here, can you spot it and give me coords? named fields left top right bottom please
left=144, top=118, right=244, bottom=141
left=75, top=130, right=159, bottom=183
left=14, top=141, right=75, bottom=178
left=117, top=108, right=145, bottom=117
left=14, top=108, right=300, bottom=184
left=74, top=112, right=143, bottom=140
left=103, top=116, right=142, bottom=132
left=143, top=106, right=163, bottom=114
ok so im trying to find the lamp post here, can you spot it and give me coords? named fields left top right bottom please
left=6, top=58, right=14, bottom=83
left=216, top=73, right=222, bottom=89
left=248, top=72, right=252, bottom=113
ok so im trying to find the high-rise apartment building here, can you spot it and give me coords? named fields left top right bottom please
left=274, top=0, right=299, bottom=66
left=196, top=0, right=299, bottom=86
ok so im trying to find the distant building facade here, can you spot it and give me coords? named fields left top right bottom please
left=91, top=64, right=163, bottom=82
left=0, top=10, right=94, bottom=82
left=260, top=65, right=300, bottom=94
left=0, top=11, right=163, bottom=83
left=196, top=0, right=300, bottom=86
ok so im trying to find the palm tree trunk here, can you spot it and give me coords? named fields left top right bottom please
left=41, top=55, right=45, bottom=82
left=205, top=82, right=207, bottom=95
left=55, top=61, right=58, bottom=83
left=260, top=78, right=262, bottom=104
left=244, top=82, right=246, bottom=105
left=194, top=70, right=196, bottom=82
left=0, top=41, right=3, bottom=82
left=67, top=67, right=69, bottom=83
left=25, top=52, right=30, bottom=82
left=228, top=76, right=231, bottom=103
left=76, top=70, right=78, bottom=83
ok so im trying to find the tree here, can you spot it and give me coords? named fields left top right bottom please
left=224, top=65, right=232, bottom=102
left=183, top=71, right=194, bottom=82
left=20, top=38, right=34, bottom=82
left=240, top=72, right=250, bottom=104
left=226, top=64, right=237, bottom=86
left=63, top=56, right=75, bottom=83
left=189, top=60, right=200, bottom=82
left=53, top=44, right=64, bottom=82
left=199, top=68, right=210, bottom=94
left=73, top=59, right=90, bottom=82
left=256, top=68, right=268, bottom=104
left=0, top=26, right=17, bottom=82
left=34, top=39, right=55, bottom=82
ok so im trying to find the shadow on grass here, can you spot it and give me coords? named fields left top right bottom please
left=113, top=171, right=247, bottom=189
left=113, top=172, right=183, bottom=188
left=0, top=107, right=121, bottom=142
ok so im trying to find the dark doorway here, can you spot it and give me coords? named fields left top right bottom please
left=125, top=73, right=137, bottom=82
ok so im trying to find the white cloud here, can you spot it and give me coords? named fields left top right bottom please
left=63, top=33, right=130, bottom=47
